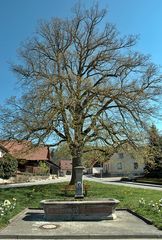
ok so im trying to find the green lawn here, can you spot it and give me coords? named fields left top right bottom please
left=0, top=181, right=162, bottom=230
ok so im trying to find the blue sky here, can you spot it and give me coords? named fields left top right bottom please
left=0, top=0, right=162, bottom=129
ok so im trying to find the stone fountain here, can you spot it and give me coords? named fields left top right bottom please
left=40, top=166, right=119, bottom=221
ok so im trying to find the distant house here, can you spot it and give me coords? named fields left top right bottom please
left=103, top=151, right=144, bottom=177
left=87, top=150, right=145, bottom=177
left=0, top=140, right=52, bottom=174
left=87, top=161, right=103, bottom=176
left=59, top=160, right=72, bottom=176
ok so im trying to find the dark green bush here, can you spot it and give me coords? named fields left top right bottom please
left=0, top=153, right=18, bottom=179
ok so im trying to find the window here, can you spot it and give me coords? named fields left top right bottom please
left=117, top=162, right=122, bottom=170
left=134, top=162, right=138, bottom=170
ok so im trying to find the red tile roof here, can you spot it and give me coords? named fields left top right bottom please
left=0, top=140, right=49, bottom=161
left=59, top=160, right=72, bottom=170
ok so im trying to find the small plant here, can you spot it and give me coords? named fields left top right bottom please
left=139, top=198, right=162, bottom=215
left=0, top=198, right=16, bottom=218
left=38, top=161, right=50, bottom=175
left=139, top=198, right=145, bottom=206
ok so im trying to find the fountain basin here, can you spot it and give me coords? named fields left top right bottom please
left=40, top=199, right=120, bottom=220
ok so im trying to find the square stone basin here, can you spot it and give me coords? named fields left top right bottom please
left=40, top=199, right=120, bottom=220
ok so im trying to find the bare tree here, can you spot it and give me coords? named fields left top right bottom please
left=0, top=3, right=161, bottom=184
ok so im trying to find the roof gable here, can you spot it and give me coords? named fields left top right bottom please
left=0, top=140, right=49, bottom=161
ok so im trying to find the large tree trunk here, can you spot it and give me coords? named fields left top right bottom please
left=69, top=147, right=82, bottom=185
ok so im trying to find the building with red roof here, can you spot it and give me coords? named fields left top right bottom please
left=59, top=160, right=72, bottom=176
left=0, top=140, right=56, bottom=174
left=0, top=140, right=49, bottom=160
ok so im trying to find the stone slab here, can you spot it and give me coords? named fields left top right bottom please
left=0, top=208, right=162, bottom=239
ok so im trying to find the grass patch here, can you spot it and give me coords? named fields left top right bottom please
left=0, top=181, right=162, bottom=230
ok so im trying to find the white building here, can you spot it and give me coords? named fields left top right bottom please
left=103, top=151, right=144, bottom=177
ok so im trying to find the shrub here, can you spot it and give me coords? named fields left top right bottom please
left=38, top=161, right=50, bottom=175
left=0, top=153, right=18, bottom=179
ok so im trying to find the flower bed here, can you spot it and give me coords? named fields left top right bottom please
left=0, top=198, right=16, bottom=218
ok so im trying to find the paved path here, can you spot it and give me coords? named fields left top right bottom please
left=84, top=175, right=162, bottom=191
left=0, top=175, right=162, bottom=191
left=1, top=238, right=161, bottom=240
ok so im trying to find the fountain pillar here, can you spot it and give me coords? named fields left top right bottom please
left=75, top=166, right=84, bottom=198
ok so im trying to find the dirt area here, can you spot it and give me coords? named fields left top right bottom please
left=0, top=174, right=56, bottom=185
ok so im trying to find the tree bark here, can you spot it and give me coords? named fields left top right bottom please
left=69, top=147, right=82, bottom=185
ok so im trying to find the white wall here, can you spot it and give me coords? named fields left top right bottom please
left=103, top=152, right=144, bottom=177
left=92, top=167, right=103, bottom=174
left=0, top=149, right=5, bottom=158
